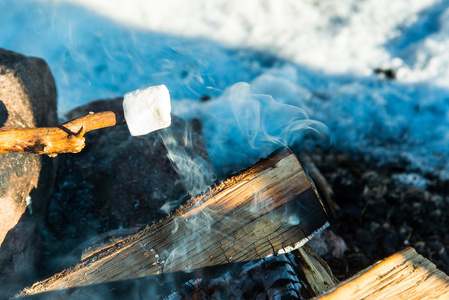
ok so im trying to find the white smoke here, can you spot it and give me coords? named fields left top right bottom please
left=175, top=81, right=329, bottom=175
left=158, top=120, right=216, bottom=197
left=154, top=81, right=328, bottom=280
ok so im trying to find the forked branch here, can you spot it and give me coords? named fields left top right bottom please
left=0, top=110, right=124, bottom=156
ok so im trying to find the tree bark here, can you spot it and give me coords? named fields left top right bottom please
left=18, top=148, right=329, bottom=298
left=0, top=111, right=124, bottom=155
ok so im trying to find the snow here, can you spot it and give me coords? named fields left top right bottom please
left=1, top=0, right=449, bottom=177
left=392, top=173, right=428, bottom=190
left=123, top=84, right=171, bottom=136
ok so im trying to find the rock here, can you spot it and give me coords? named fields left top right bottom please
left=42, top=98, right=213, bottom=273
left=0, top=48, right=58, bottom=296
left=308, top=229, right=348, bottom=259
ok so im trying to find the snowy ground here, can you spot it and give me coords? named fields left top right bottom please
left=1, top=0, right=449, bottom=177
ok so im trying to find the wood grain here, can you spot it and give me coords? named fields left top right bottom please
left=19, top=148, right=328, bottom=297
left=296, top=244, right=339, bottom=296
left=315, top=247, right=449, bottom=300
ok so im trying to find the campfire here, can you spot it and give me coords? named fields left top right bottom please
left=20, top=147, right=329, bottom=298
left=1, top=48, right=449, bottom=300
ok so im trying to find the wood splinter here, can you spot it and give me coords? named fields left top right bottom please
left=0, top=84, right=171, bottom=156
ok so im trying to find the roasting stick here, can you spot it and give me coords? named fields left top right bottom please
left=0, top=85, right=171, bottom=156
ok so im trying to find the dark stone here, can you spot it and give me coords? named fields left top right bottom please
left=347, top=252, right=370, bottom=275
left=382, top=232, right=399, bottom=255
left=312, top=150, right=449, bottom=279
left=200, top=95, right=211, bottom=102
left=0, top=48, right=58, bottom=297
left=373, top=68, right=396, bottom=80
left=332, top=170, right=363, bottom=205
left=369, top=201, right=389, bottom=219
left=42, top=98, right=212, bottom=274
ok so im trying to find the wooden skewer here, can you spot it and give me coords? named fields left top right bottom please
left=0, top=110, right=125, bottom=156
left=0, top=85, right=171, bottom=156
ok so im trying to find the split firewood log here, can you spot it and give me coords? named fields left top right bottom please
left=18, top=148, right=329, bottom=298
left=315, top=247, right=449, bottom=300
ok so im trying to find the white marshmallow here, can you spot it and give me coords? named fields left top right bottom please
left=123, top=84, right=171, bottom=136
